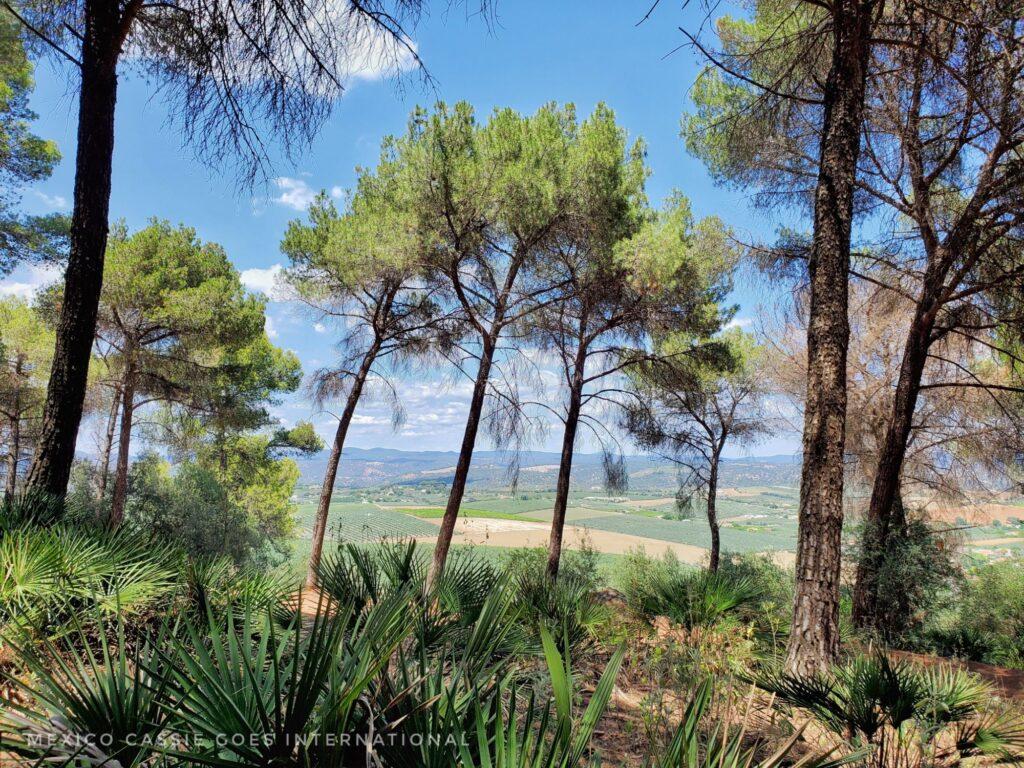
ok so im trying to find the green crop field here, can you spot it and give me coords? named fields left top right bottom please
left=577, top=513, right=796, bottom=553
left=397, top=507, right=525, bottom=521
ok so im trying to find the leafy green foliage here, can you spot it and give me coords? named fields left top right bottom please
left=0, top=13, right=66, bottom=273
left=924, top=559, right=1024, bottom=669
left=124, top=452, right=289, bottom=565
left=850, top=514, right=962, bottom=645
left=618, top=549, right=763, bottom=630
left=458, top=628, right=626, bottom=768
left=759, top=653, right=1024, bottom=767
left=0, top=296, right=54, bottom=493
left=0, top=520, right=176, bottom=632
left=0, top=617, right=171, bottom=768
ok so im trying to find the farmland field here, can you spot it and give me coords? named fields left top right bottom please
left=287, top=482, right=1024, bottom=575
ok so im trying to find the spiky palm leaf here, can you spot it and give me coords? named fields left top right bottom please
left=0, top=616, right=172, bottom=768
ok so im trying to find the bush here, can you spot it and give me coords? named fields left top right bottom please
left=124, top=454, right=269, bottom=565
left=850, top=513, right=962, bottom=644
left=759, top=653, right=1024, bottom=768
left=928, top=559, right=1024, bottom=667
left=616, top=549, right=762, bottom=630
left=500, top=542, right=600, bottom=590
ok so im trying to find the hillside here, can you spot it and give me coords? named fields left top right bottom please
left=293, top=448, right=803, bottom=492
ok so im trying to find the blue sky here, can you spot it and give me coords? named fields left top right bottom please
left=2, top=0, right=802, bottom=457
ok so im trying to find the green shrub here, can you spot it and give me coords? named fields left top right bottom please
left=617, top=549, right=762, bottom=630
left=124, top=454, right=270, bottom=565
left=759, top=653, right=1024, bottom=768
left=850, top=513, right=962, bottom=644
left=933, top=559, right=1024, bottom=667
left=0, top=523, right=176, bottom=634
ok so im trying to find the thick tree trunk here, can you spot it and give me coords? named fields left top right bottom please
left=786, top=0, right=876, bottom=678
left=4, top=416, right=19, bottom=503
left=707, top=454, right=721, bottom=573
left=108, top=369, right=135, bottom=528
left=96, top=384, right=121, bottom=501
left=546, top=362, right=585, bottom=580
left=27, top=0, right=123, bottom=499
left=305, top=346, right=379, bottom=588
left=4, top=359, right=24, bottom=503
left=429, top=339, right=495, bottom=585
left=852, top=308, right=934, bottom=628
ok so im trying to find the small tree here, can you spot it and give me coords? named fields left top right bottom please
left=88, top=220, right=264, bottom=526
left=0, top=296, right=53, bottom=499
left=625, top=329, right=769, bottom=572
left=281, top=184, right=446, bottom=585
left=390, top=102, right=593, bottom=582
left=536, top=184, right=735, bottom=578
left=11, top=0, right=452, bottom=499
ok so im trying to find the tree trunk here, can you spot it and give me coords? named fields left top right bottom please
left=4, top=358, right=24, bottom=503
left=707, top=454, right=721, bottom=573
left=27, top=0, right=123, bottom=499
left=852, top=308, right=934, bottom=628
left=305, top=345, right=379, bottom=588
left=786, top=0, right=876, bottom=678
left=546, top=360, right=585, bottom=580
left=4, top=415, right=19, bottom=503
left=96, top=383, right=121, bottom=501
left=108, top=367, right=135, bottom=528
left=429, top=339, right=495, bottom=585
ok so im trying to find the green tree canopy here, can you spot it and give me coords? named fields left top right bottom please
left=0, top=9, right=66, bottom=273
left=0, top=295, right=53, bottom=498
left=84, top=220, right=265, bottom=525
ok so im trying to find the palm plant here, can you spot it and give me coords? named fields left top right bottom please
left=649, top=680, right=856, bottom=768
left=511, top=567, right=609, bottom=652
left=0, top=524, right=176, bottom=636
left=371, top=578, right=526, bottom=768
left=0, top=617, right=173, bottom=768
left=0, top=488, right=68, bottom=530
left=457, top=627, right=627, bottom=768
left=179, top=555, right=293, bottom=621
left=316, top=539, right=502, bottom=649
left=758, top=653, right=1024, bottom=767
left=157, top=590, right=414, bottom=767
left=623, top=565, right=762, bottom=630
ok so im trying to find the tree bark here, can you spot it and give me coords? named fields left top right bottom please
left=852, top=305, right=935, bottom=628
left=707, top=453, right=721, bottom=573
left=429, top=338, right=495, bottom=585
left=546, top=355, right=585, bottom=580
left=108, top=366, right=135, bottom=528
left=786, top=0, right=876, bottom=678
left=27, top=0, right=124, bottom=499
left=4, top=357, right=24, bottom=503
left=4, top=415, right=19, bottom=503
left=305, top=344, right=379, bottom=588
left=96, top=383, right=121, bottom=501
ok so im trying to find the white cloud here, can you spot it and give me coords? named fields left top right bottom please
left=725, top=317, right=753, bottom=329
left=30, top=189, right=70, bottom=211
left=272, top=177, right=319, bottom=211
left=351, top=414, right=392, bottom=426
left=264, top=313, right=279, bottom=339
left=240, top=263, right=284, bottom=297
left=313, top=322, right=327, bottom=334
left=322, top=5, right=419, bottom=84
left=330, top=186, right=343, bottom=199
left=0, top=263, right=64, bottom=299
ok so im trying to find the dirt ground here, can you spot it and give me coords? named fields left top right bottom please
left=412, top=517, right=798, bottom=568
left=415, top=516, right=712, bottom=563
left=922, top=500, right=1024, bottom=525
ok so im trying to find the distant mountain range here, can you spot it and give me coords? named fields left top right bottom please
left=293, top=447, right=802, bottom=492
